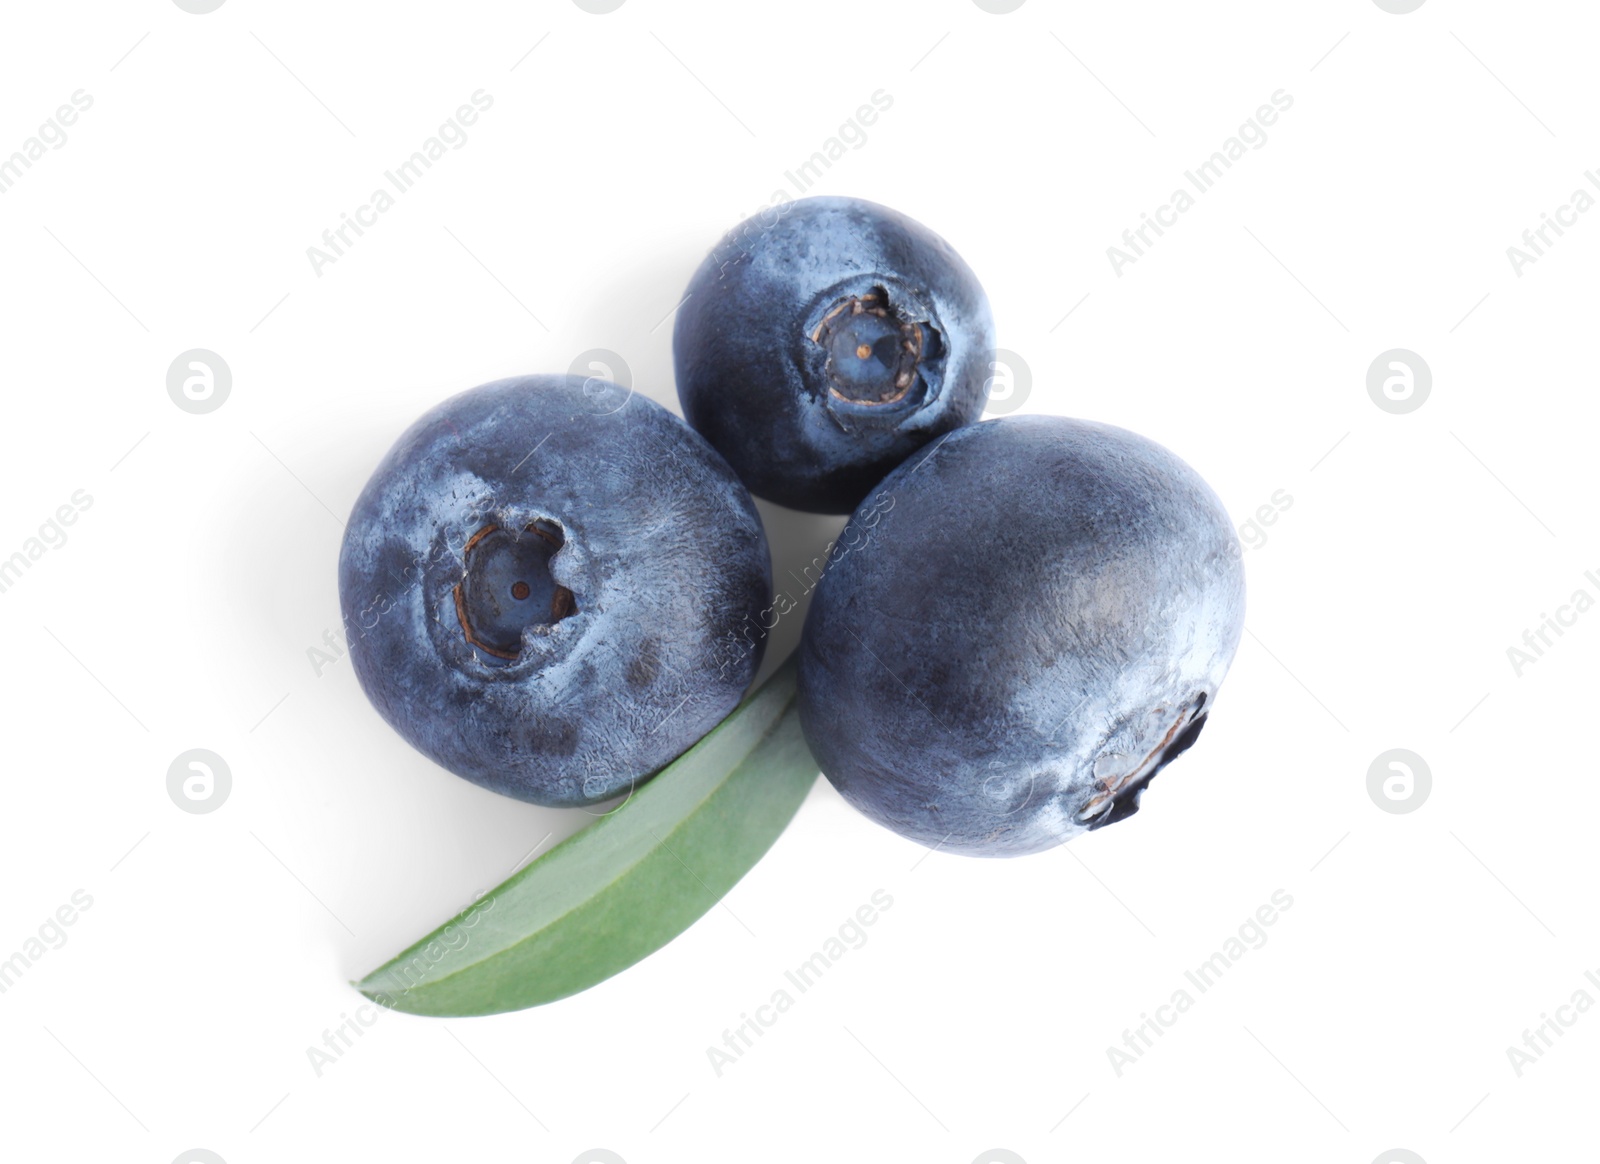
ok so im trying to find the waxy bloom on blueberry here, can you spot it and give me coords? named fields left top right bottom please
left=338, top=375, right=771, bottom=807
left=674, top=195, right=995, bottom=514
left=797, top=416, right=1246, bottom=857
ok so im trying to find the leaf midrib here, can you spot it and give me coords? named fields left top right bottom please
left=362, top=679, right=797, bottom=998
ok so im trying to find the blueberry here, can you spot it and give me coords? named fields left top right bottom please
left=796, top=416, right=1246, bottom=857
left=674, top=195, right=995, bottom=514
left=338, top=375, right=771, bottom=807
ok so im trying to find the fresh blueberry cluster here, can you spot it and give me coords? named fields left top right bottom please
left=340, top=195, right=1244, bottom=856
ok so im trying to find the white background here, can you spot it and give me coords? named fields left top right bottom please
left=0, top=1, right=1594, bottom=1162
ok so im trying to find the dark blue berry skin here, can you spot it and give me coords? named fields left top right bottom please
left=674, top=196, right=995, bottom=514
left=338, top=375, right=771, bottom=807
left=797, top=416, right=1246, bottom=857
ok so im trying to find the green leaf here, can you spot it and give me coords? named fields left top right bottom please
left=356, top=654, right=817, bottom=1016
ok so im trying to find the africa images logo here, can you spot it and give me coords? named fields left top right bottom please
left=0, top=91, right=93, bottom=196
left=306, top=91, right=494, bottom=276
left=1108, top=90, right=1294, bottom=275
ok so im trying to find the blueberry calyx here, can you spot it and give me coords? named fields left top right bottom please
left=453, top=520, right=577, bottom=663
left=1078, top=694, right=1210, bottom=830
left=810, top=284, right=943, bottom=415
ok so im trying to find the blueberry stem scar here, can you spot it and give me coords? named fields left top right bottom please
left=812, top=287, right=929, bottom=406
left=453, top=522, right=577, bottom=661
